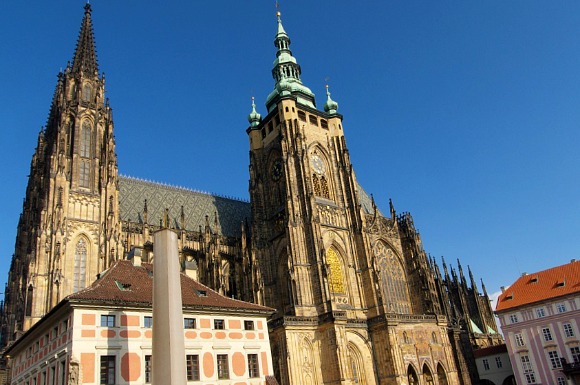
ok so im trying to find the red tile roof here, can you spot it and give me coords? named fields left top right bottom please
left=495, top=260, right=580, bottom=312
left=68, top=260, right=274, bottom=314
left=473, top=344, right=508, bottom=358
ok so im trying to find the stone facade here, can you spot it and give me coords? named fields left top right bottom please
left=2, top=5, right=502, bottom=385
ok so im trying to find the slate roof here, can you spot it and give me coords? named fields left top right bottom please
left=495, top=260, right=580, bottom=312
left=119, top=176, right=250, bottom=238
left=119, top=176, right=378, bottom=237
left=69, top=260, right=274, bottom=314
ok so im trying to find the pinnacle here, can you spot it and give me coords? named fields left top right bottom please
left=72, top=3, right=99, bottom=75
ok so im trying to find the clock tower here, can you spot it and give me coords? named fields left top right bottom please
left=247, top=11, right=385, bottom=385
left=247, top=11, right=463, bottom=385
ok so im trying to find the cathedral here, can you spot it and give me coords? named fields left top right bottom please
left=1, top=4, right=502, bottom=385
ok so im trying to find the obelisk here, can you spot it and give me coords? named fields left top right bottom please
left=152, top=228, right=187, bottom=385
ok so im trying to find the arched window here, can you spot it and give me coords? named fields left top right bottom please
left=408, top=366, right=418, bottom=385
left=80, top=121, right=91, bottom=157
left=79, top=121, right=91, bottom=188
left=437, top=364, right=449, bottom=385
left=25, top=285, right=33, bottom=317
left=82, top=84, right=92, bottom=102
left=73, top=238, right=88, bottom=292
left=423, top=365, right=434, bottom=385
left=374, top=242, right=411, bottom=313
left=326, top=248, right=345, bottom=294
left=348, top=344, right=366, bottom=384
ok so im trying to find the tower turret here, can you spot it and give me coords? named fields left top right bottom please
left=2, top=4, right=122, bottom=345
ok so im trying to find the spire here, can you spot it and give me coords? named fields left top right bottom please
left=481, top=278, right=488, bottom=297
left=248, top=97, right=262, bottom=128
left=265, top=8, right=316, bottom=111
left=468, top=265, right=479, bottom=294
left=324, top=85, right=339, bottom=114
left=72, top=3, right=98, bottom=75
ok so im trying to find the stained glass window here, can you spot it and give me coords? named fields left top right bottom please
left=326, top=248, right=345, bottom=294
left=73, top=238, right=87, bottom=292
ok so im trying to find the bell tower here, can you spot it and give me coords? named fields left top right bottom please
left=3, top=4, right=121, bottom=344
left=248, top=11, right=381, bottom=385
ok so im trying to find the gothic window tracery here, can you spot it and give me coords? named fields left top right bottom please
left=80, top=121, right=91, bottom=157
left=82, top=84, right=92, bottom=102
left=348, top=343, right=366, bottom=384
left=79, top=121, right=91, bottom=188
left=374, top=241, right=411, bottom=314
left=313, top=174, right=321, bottom=196
left=73, top=238, right=87, bottom=293
left=326, top=248, right=346, bottom=294
left=320, top=176, right=330, bottom=199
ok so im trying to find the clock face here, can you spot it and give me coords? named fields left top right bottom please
left=271, top=159, right=283, bottom=181
left=311, top=154, right=325, bottom=174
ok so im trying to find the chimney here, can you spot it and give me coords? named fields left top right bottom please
left=184, top=257, right=198, bottom=280
left=128, top=246, right=143, bottom=267
left=500, top=286, right=505, bottom=293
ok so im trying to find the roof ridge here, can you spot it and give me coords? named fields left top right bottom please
left=119, top=174, right=249, bottom=203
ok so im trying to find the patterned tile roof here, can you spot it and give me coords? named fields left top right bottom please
left=69, top=260, right=274, bottom=314
left=119, top=176, right=250, bottom=237
left=495, top=260, right=580, bottom=312
left=119, top=176, right=378, bottom=237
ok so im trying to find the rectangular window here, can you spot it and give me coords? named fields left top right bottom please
left=542, top=327, right=553, bottom=341
left=309, top=115, right=319, bottom=126
left=100, top=315, right=115, bottom=327
left=495, top=356, right=502, bottom=368
left=244, top=320, right=255, bottom=330
left=217, top=354, right=229, bottom=379
left=564, top=323, right=575, bottom=338
left=60, top=360, right=66, bottom=385
left=100, top=355, right=116, bottom=385
left=214, top=319, right=225, bottom=330
left=536, top=308, right=545, bottom=318
left=509, top=314, right=519, bottom=323
left=548, top=350, right=562, bottom=369
left=186, top=355, right=200, bottom=381
left=521, top=355, right=533, bottom=373
left=184, top=318, right=196, bottom=329
left=557, top=303, right=567, bottom=313
left=49, top=366, right=56, bottom=385
left=571, top=346, right=580, bottom=363
left=145, top=355, right=152, bottom=383
left=41, top=371, right=46, bottom=385
left=515, top=333, right=525, bottom=347
left=144, top=316, right=152, bottom=328
left=557, top=377, right=566, bottom=385
left=483, top=359, right=490, bottom=370
left=53, top=326, right=59, bottom=339
left=248, top=354, right=260, bottom=378
left=525, top=373, right=536, bottom=384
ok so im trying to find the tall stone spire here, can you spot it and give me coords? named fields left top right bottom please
left=72, top=3, right=98, bottom=75
left=265, top=9, right=316, bottom=111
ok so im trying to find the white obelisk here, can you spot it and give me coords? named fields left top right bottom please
left=152, top=228, right=186, bottom=385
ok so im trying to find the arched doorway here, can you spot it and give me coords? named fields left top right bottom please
left=437, top=364, right=448, bottom=385
left=408, top=366, right=419, bottom=385
left=423, top=364, right=434, bottom=385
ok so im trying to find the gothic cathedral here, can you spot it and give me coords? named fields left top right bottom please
left=1, top=5, right=502, bottom=385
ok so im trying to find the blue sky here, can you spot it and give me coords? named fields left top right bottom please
left=1, top=1, right=579, bottom=306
